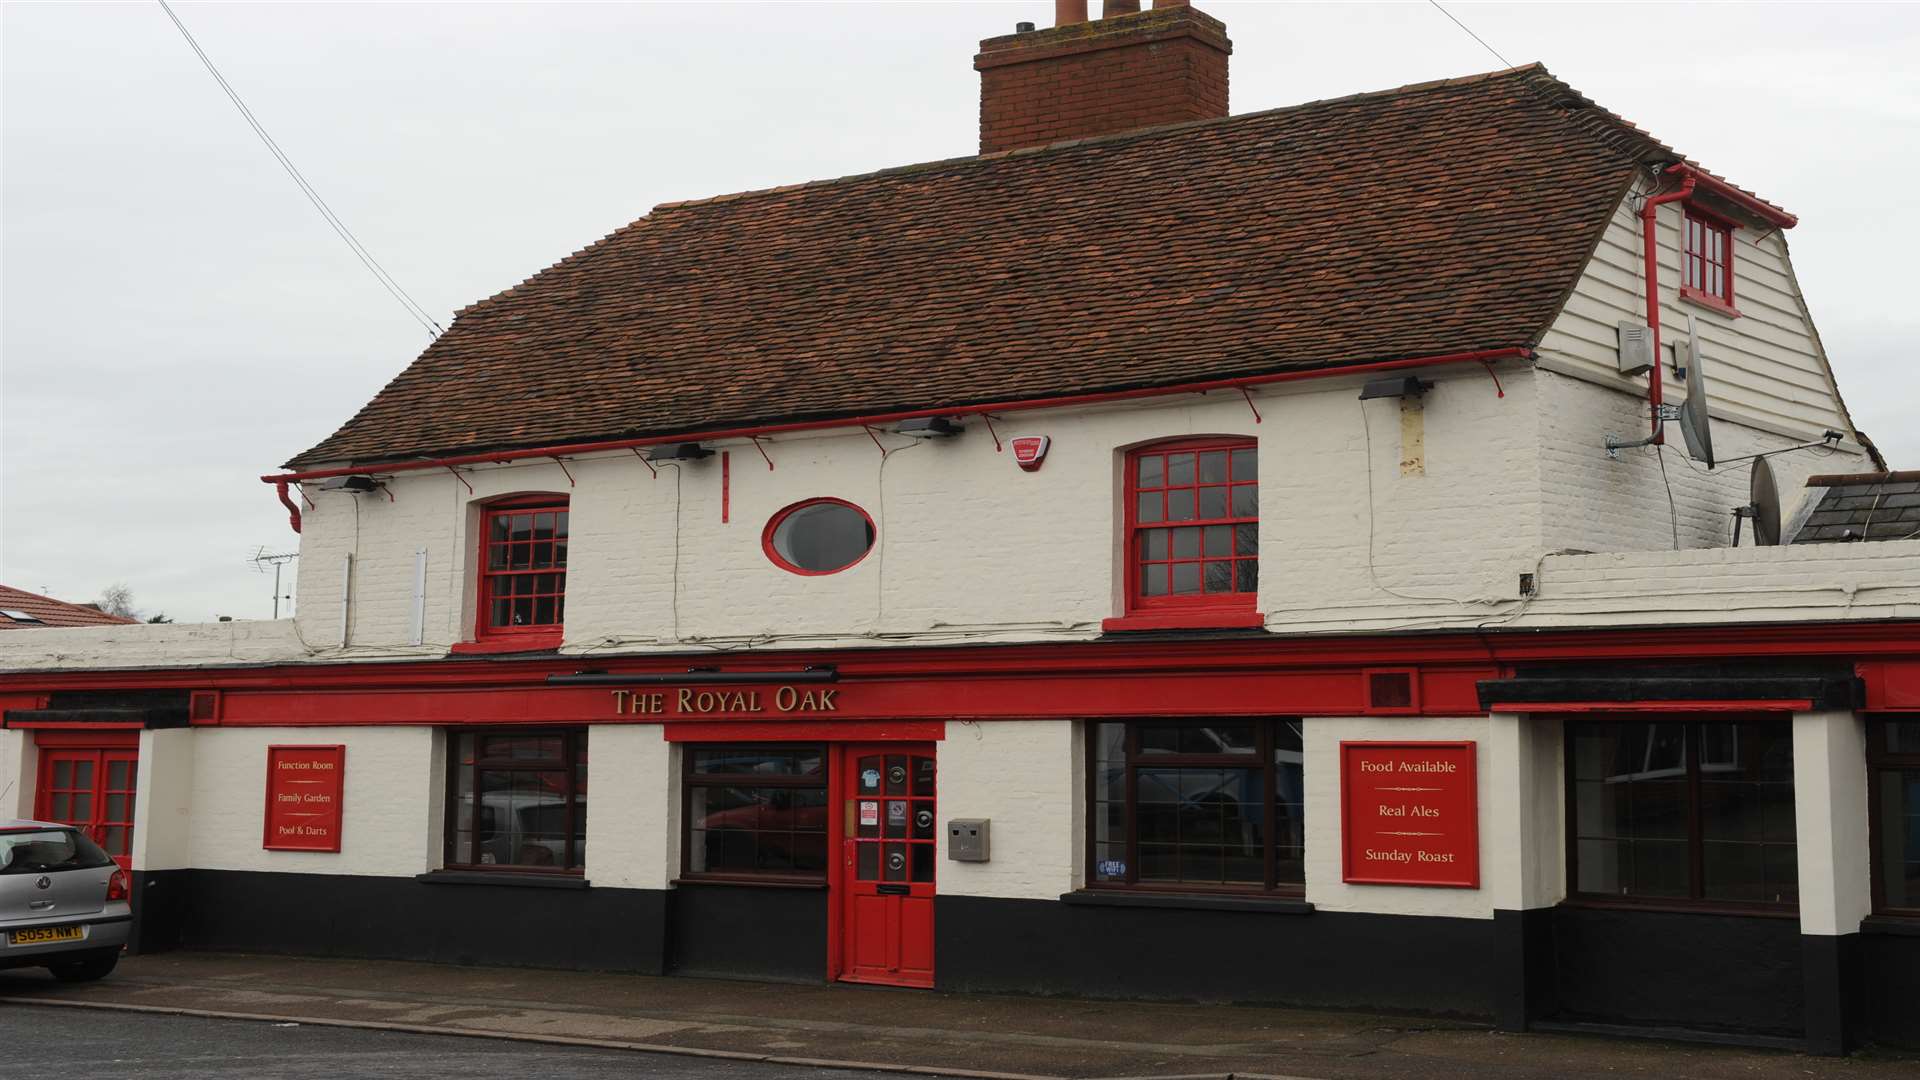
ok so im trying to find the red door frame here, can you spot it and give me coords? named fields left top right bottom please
left=830, top=742, right=936, bottom=987
left=32, top=730, right=140, bottom=871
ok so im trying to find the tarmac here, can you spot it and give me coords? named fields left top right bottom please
left=0, top=951, right=1914, bottom=1080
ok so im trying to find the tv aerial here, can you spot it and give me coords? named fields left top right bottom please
left=249, top=546, right=299, bottom=619
left=1730, top=454, right=1783, bottom=546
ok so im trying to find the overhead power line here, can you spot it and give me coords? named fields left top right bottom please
left=156, top=0, right=444, bottom=338
left=1427, top=0, right=1514, bottom=69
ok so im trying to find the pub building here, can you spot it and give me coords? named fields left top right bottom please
left=5, top=0, right=1920, bottom=1057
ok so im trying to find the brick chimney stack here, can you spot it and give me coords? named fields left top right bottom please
left=974, top=1, right=1231, bottom=155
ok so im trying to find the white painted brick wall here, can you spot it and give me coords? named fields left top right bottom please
left=937, top=720, right=1079, bottom=900
left=132, top=729, right=195, bottom=871
left=0, top=729, right=35, bottom=819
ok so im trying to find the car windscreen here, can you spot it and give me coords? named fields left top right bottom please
left=0, top=828, right=115, bottom=874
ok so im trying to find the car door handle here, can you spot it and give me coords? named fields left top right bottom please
left=875, top=884, right=910, bottom=896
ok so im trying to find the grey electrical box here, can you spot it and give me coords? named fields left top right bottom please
left=948, top=819, right=990, bottom=862
left=1616, top=320, right=1654, bottom=376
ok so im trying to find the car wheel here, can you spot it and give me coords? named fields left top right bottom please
left=48, top=948, right=119, bottom=983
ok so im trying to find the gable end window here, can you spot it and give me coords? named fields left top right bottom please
left=476, top=498, right=569, bottom=644
left=1111, top=438, right=1259, bottom=630
left=1680, top=207, right=1737, bottom=312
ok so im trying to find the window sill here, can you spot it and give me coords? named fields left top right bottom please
left=451, top=634, right=564, bottom=656
left=1558, top=897, right=1796, bottom=920
left=673, top=875, right=829, bottom=891
left=1061, top=889, right=1312, bottom=915
left=416, top=870, right=589, bottom=890
left=1861, top=915, right=1920, bottom=937
left=1102, top=610, right=1265, bottom=633
left=1678, top=287, right=1741, bottom=318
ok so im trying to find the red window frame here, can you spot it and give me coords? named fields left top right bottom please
left=1867, top=715, right=1920, bottom=918
left=679, top=744, right=830, bottom=885
left=442, top=728, right=587, bottom=875
left=1680, top=206, right=1738, bottom=313
left=473, top=496, right=569, bottom=648
left=1110, top=437, right=1261, bottom=631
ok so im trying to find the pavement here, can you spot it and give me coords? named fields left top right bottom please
left=0, top=951, right=1915, bottom=1080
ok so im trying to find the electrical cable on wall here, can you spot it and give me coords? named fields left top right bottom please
left=155, top=0, right=444, bottom=338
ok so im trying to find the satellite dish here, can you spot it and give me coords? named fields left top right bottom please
left=1733, top=455, right=1784, bottom=547
left=1677, top=315, right=1715, bottom=468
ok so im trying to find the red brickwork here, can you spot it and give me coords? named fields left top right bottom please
left=975, top=6, right=1231, bottom=155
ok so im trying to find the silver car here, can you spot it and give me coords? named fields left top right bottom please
left=0, top=820, right=129, bottom=981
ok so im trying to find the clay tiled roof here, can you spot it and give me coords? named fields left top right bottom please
left=0, top=586, right=139, bottom=630
left=292, top=64, right=1680, bottom=468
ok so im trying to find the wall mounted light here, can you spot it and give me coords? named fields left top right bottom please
left=1357, top=377, right=1432, bottom=401
left=647, top=442, right=714, bottom=462
left=893, top=416, right=964, bottom=438
left=318, top=475, right=380, bottom=493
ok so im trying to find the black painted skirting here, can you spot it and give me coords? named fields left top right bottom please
left=1551, top=905, right=1804, bottom=1037
left=133, top=868, right=667, bottom=973
left=1862, top=926, right=1920, bottom=1049
left=667, top=881, right=827, bottom=983
left=934, top=894, right=1498, bottom=1018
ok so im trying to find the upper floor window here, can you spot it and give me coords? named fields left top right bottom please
left=1122, top=439, right=1258, bottom=624
left=763, top=498, right=874, bottom=576
left=1869, top=716, right=1920, bottom=917
left=479, top=498, right=568, bottom=641
left=1680, top=207, right=1736, bottom=310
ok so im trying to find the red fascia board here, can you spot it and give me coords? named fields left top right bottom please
left=1668, top=164, right=1797, bottom=229
left=260, top=348, right=1530, bottom=485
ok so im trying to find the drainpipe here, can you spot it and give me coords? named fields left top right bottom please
left=275, top=478, right=302, bottom=534
left=1640, top=169, right=1696, bottom=443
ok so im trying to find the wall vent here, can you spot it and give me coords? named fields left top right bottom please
left=1362, top=668, right=1420, bottom=714
left=1616, top=321, right=1654, bottom=376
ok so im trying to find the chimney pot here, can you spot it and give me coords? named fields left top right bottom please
left=1103, top=0, right=1141, bottom=15
left=1054, top=0, right=1087, bottom=26
left=1016, top=21, right=1036, bottom=33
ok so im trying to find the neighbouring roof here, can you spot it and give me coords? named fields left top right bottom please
left=1791, top=472, right=1920, bottom=544
left=0, top=586, right=140, bottom=630
left=292, top=64, right=1743, bottom=469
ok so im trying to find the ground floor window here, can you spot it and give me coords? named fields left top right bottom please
left=683, top=745, right=828, bottom=880
left=445, top=729, right=587, bottom=872
left=1567, top=718, right=1796, bottom=908
left=1870, top=716, right=1920, bottom=916
left=1089, top=719, right=1304, bottom=893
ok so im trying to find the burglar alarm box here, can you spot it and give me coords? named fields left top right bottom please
left=948, top=819, right=990, bottom=862
left=1616, top=321, right=1654, bottom=376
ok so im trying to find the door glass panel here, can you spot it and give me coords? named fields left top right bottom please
left=857, top=757, right=883, bottom=795
left=70, top=794, right=92, bottom=822
left=73, top=761, right=94, bottom=787
left=911, top=844, right=935, bottom=882
left=884, top=800, right=908, bottom=838
left=53, top=760, right=71, bottom=788
left=912, top=804, right=936, bottom=840
left=913, top=757, right=935, bottom=796
left=857, top=841, right=878, bottom=881
left=884, top=843, right=908, bottom=882
left=106, top=795, right=129, bottom=823
left=109, top=760, right=131, bottom=789
left=885, top=757, right=908, bottom=795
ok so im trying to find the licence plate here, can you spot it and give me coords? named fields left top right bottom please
left=10, top=925, right=85, bottom=946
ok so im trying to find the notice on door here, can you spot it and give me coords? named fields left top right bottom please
left=1340, top=740, right=1478, bottom=888
left=263, top=745, right=346, bottom=852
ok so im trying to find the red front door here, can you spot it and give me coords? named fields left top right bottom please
left=838, top=744, right=936, bottom=987
left=35, top=741, right=139, bottom=871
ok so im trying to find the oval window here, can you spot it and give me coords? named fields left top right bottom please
left=763, top=499, right=875, bottom=575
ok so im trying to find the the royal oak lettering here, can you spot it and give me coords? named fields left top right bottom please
left=610, top=685, right=839, bottom=716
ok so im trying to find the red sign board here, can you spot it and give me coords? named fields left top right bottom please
left=263, top=745, right=345, bottom=852
left=1340, top=740, right=1478, bottom=888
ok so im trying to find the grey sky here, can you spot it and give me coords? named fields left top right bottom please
left=3, top=1, right=1916, bottom=623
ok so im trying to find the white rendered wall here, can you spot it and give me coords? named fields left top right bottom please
left=1485, top=713, right=1564, bottom=912
left=937, top=720, right=1080, bottom=900
left=1794, top=709, right=1872, bottom=937
left=1303, top=715, right=1496, bottom=920
left=132, top=729, right=195, bottom=872
left=584, top=724, right=675, bottom=890
left=0, top=729, right=34, bottom=819
left=188, top=726, right=438, bottom=877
